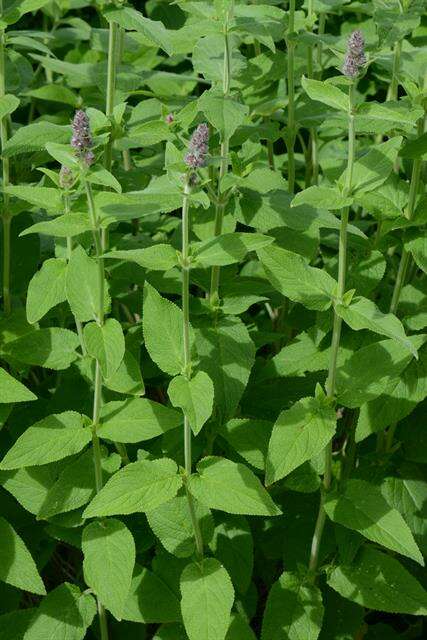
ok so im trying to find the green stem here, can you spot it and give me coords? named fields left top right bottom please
left=64, top=194, right=86, bottom=354
left=209, top=6, right=233, bottom=306
left=306, top=0, right=318, bottom=185
left=308, top=83, right=356, bottom=579
left=388, top=39, right=402, bottom=102
left=85, top=178, right=109, bottom=640
left=181, top=178, right=204, bottom=559
left=0, top=15, right=11, bottom=315
left=316, top=13, right=326, bottom=78
left=286, top=0, right=296, bottom=194
left=102, top=20, right=119, bottom=253
left=104, top=20, right=118, bottom=173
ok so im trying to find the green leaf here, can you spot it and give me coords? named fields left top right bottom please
left=400, top=131, right=427, bottom=159
left=103, top=350, right=145, bottom=396
left=335, top=296, right=416, bottom=357
left=257, top=245, right=337, bottom=311
left=21, top=582, right=96, bottom=640
left=5, top=185, right=63, bottom=212
left=220, top=418, right=272, bottom=471
left=0, top=517, right=46, bottom=595
left=24, top=84, right=78, bottom=107
left=1, top=464, right=57, bottom=516
left=143, top=282, right=192, bottom=376
left=324, top=479, right=423, bottom=565
left=2, top=328, right=79, bottom=370
left=336, top=336, right=424, bottom=408
left=198, top=91, right=249, bottom=140
left=147, top=495, right=214, bottom=558
left=0, top=609, right=34, bottom=640
left=2, top=122, right=71, bottom=157
left=104, top=244, right=178, bottom=271
left=188, top=456, right=281, bottom=516
left=193, top=233, right=273, bottom=268
left=104, top=5, right=172, bottom=54
left=195, top=316, right=255, bottom=421
left=0, top=412, right=91, bottom=469
left=82, top=518, right=135, bottom=621
left=66, top=245, right=109, bottom=322
left=98, top=398, right=182, bottom=443
left=327, top=547, right=427, bottom=615
left=45, top=142, right=80, bottom=169
left=0, top=368, right=36, bottom=403
left=262, top=571, right=324, bottom=640
left=356, top=346, right=427, bottom=441
left=266, top=396, right=336, bottom=485
left=302, top=76, right=348, bottom=112
left=405, top=230, right=427, bottom=275
left=20, top=213, right=92, bottom=238
left=38, top=448, right=121, bottom=519
left=338, top=137, right=403, bottom=195
left=86, top=168, right=122, bottom=193
left=123, top=564, right=181, bottom=623
left=83, top=458, right=182, bottom=517
left=168, top=372, right=214, bottom=435
left=291, top=186, right=352, bottom=210
left=83, top=319, right=125, bottom=379
left=180, top=558, right=235, bottom=640
left=26, top=258, right=67, bottom=324
left=0, top=94, right=20, bottom=119
left=382, top=464, right=427, bottom=557
left=209, top=514, right=253, bottom=595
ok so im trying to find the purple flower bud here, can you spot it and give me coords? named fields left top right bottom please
left=59, top=165, right=74, bottom=189
left=165, top=113, right=174, bottom=124
left=342, top=29, right=366, bottom=78
left=184, top=123, right=209, bottom=169
left=71, top=109, right=93, bottom=164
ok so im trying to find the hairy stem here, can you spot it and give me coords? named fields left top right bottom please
left=209, top=5, right=233, bottom=306
left=308, top=83, right=355, bottom=579
left=286, top=0, right=296, bottom=193
left=0, top=13, right=11, bottom=315
left=307, top=0, right=318, bottom=185
left=181, top=178, right=204, bottom=559
left=85, top=179, right=109, bottom=640
left=64, top=194, right=86, bottom=353
left=102, top=19, right=119, bottom=253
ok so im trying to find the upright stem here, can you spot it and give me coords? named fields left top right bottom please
left=104, top=20, right=118, bottom=173
left=387, top=40, right=402, bottom=102
left=316, top=13, right=326, bottom=78
left=306, top=0, right=318, bottom=185
left=102, top=20, right=119, bottom=252
left=389, top=116, right=425, bottom=315
left=0, top=11, right=11, bottom=315
left=84, top=178, right=109, bottom=640
left=209, top=5, right=233, bottom=305
left=286, top=0, right=296, bottom=193
left=181, top=178, right=204, bottom=559
left=64, top=194, right=86, bottom=353
left=308, top=83, right=355, bottom=579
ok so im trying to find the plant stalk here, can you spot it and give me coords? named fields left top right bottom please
left=64, top=193, right=86, bottom=353
left=307, top=0, right=319, bottom=185
left=0, top=11, right=11, bottom=315
left=209, top=5, right=233, bottom=306
left=308, top=83, right=356, bottom=579
left=102, top=19, right=119, bottom=252
left=85, top=178, right=109, bottom=640
left=286, top=0, right=296, bottom=194
left=181, top=178, right=204, bottom=559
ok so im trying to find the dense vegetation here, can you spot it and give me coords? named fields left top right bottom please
left=0, top=1, right=426, bottom=639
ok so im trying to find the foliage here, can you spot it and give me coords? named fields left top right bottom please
left=0, top=1, right=426, bottom=639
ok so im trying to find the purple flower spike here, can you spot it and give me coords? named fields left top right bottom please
left=71, top=110, right=94, bottom=165
left=342, top=29, right=366, bottom=78
left=184, top=123, right=209, bottom=169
